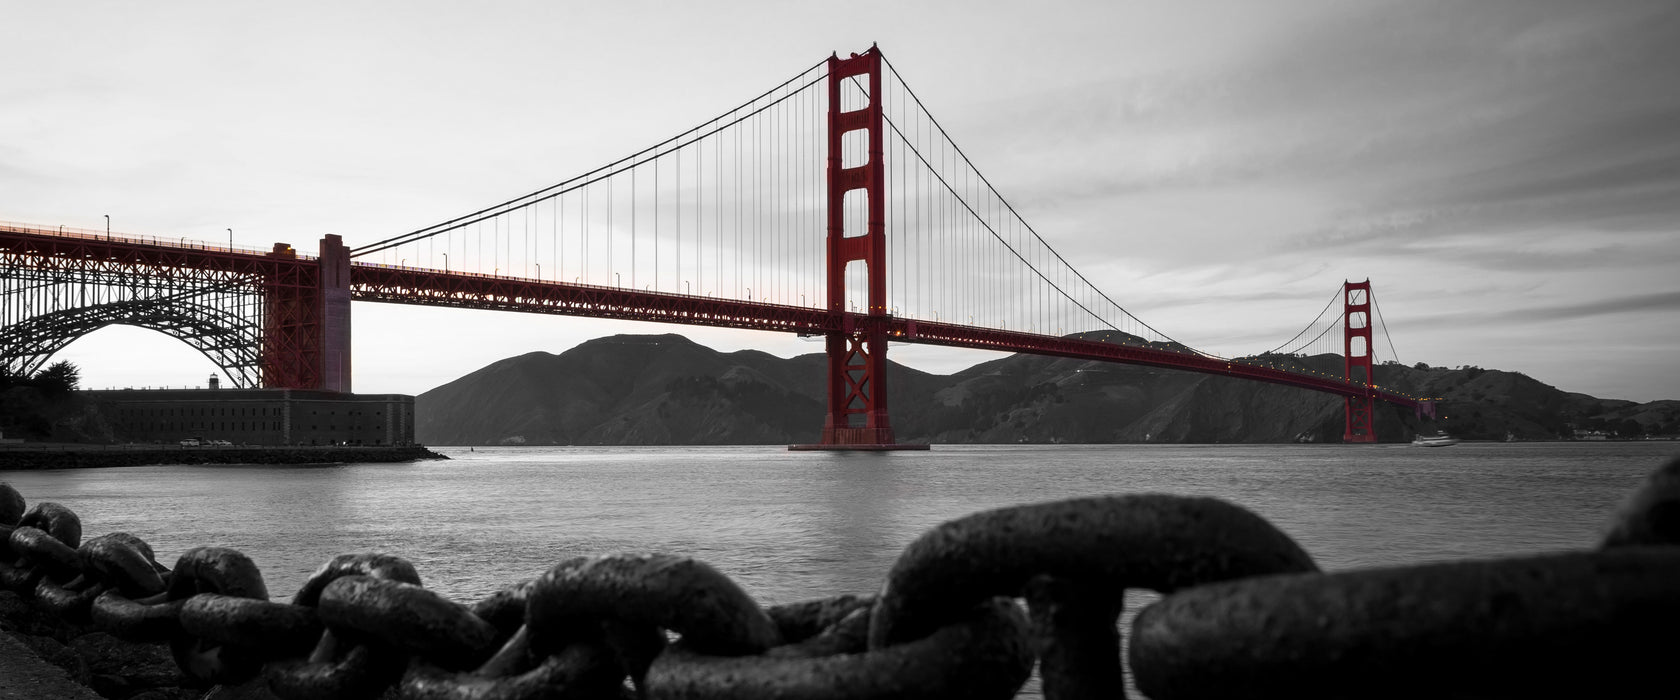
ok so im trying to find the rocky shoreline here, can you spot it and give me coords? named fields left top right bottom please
left=0, top=445, right=447, bottom=470
left=1, top=590, right=207, bottom=700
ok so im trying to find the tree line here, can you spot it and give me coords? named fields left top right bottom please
left=0, top=360, right=82, bottom=394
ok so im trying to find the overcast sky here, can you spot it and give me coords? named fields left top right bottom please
left=7, top=0, right=1678, bottom=402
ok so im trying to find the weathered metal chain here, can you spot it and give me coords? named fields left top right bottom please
left=2, top=456, right=1678, bottom=699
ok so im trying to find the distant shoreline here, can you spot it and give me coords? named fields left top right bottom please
left=0, top=444, right=447, bottom=470
left=423, top=438, right=1680, bottom=447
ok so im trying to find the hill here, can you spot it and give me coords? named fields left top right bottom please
left=415, top=333, right=1680, bottom=445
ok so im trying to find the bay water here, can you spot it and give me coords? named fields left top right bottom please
left=3, top=441, right=1673, bottom=692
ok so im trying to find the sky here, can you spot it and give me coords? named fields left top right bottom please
left=5, top=0, right=1678, bottom=402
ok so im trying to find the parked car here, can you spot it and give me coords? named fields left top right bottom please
left=179, top=438, right=200, bottom=447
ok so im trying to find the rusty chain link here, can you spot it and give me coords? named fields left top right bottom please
left=2, top=456, right=1678, bottom=699
left=866, top=493, right=1319, bottom=699
left=264, top=553, right=424, bottom=699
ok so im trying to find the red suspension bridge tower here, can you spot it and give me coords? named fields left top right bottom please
left=796, top=47, right=925, bottom=451
left=1342, top=280, right=1376, bottom=443
left=4, top=46, right=1434, bottom=446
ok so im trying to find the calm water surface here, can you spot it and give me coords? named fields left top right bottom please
left=4, top=442, right=1671, bottom=697
left=3, top=442, right=1669, bottom=604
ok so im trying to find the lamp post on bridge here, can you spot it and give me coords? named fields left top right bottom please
left=227, top=228, right=233, bottom=250
left=442, top=253, right=448, bottom=272
left=104, top=215, right=109, bottom=241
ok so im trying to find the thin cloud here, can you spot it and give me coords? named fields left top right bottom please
left=1429, top=290, right=1680, bottom=327
left=7, top=1, right=1679, bottom=402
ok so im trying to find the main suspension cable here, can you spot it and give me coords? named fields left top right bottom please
left=876, top=54, right=1205, bottom=355
left=354, top=59, right=829, bottom=258
left=1372, top=290, right=1402, bottom=367
left=1263, top=286, right=1344, bottom=356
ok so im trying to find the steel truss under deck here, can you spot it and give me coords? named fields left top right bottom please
left=4, top=223, right=1422, bottom=433
left=0, top=225, right=319, bottom=389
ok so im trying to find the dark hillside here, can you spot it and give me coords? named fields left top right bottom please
left=416, top=333, right=1677, bottom=444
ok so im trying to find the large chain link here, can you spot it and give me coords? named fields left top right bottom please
left=3, top=455, right=1678, bottom=699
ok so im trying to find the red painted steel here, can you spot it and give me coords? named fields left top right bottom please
left=348, top=265, right=838, bottom=333
left=4, top=226, right=1424, bottom=426
left=888, top=317, right=1414, bottom=406
left=345, top=264, right=1421, bottom=410
left=0, top=223, right=323, bottom=389
left=1342, top=280, right=1377, bottom=443
left=820, top=47, right=897, bottom=446
left=319, top=235, right=353, bottom=392
left=260, top=242, right=324, bottom=390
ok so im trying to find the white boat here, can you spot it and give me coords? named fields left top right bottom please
left=1412, top=432, right=1460, bottom=447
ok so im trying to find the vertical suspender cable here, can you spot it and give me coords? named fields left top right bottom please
left=678, top=146, right=682, bottom=293
left=655, top=156, right=660, bottom=291
left=606, top=173, right=612, bottom=284
left=772, top=87, right=779, bottom=302
left=582, top=180, right=589, bottom=283
left=719, top=120, right=724, bottom=297
left=700, top=121, right=707, bottom=295
left=735, top=120, right=741, bottom=298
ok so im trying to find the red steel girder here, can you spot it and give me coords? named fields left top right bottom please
left=3, top=223, right=323, bottom=389
left=819, top=46, right=896, bottom=446
left=1342, top=280, right=1377, bottom=442
left=349, top=265, right=838, bottom=334
left=5, top=222, right=1423, bottom=413
left=349, top=264, right=1422, bottom=411
left=886, top=318, right=1421, bottom=409
left=1, top=223, right=315, bottom=277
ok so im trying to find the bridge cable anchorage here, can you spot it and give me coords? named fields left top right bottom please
left=350, top=58, right=830, bottom=259
left=6, top=460, right=1680, bottom=698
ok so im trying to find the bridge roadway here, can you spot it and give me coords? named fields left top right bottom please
left=355, top=264, right=1421, bottom=409
left=1, top=224, right=1417, bottom=410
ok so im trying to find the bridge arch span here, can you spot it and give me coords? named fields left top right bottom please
left=0, top=299, right=261, bottom=387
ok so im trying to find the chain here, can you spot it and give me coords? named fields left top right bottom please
left=2, top=456, right=1678, bottom=699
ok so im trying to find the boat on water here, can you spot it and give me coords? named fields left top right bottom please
left=1412, top=432, right=1460, bottom=447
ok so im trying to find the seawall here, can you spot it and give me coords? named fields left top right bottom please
left=0, top=445, right=446, bottom=470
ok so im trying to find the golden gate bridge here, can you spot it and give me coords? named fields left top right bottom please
left=0, top=46, right=1431, bottom=448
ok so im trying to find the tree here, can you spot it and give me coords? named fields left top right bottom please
left=34, top=361, right=80, bottom=394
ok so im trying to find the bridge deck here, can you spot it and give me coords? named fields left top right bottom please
left=351, top=263, right=1419, bottom=408
left=1, top=225, right=1419, bottom=409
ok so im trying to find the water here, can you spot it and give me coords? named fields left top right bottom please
left=3, top=442, right=1673, bottom=692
